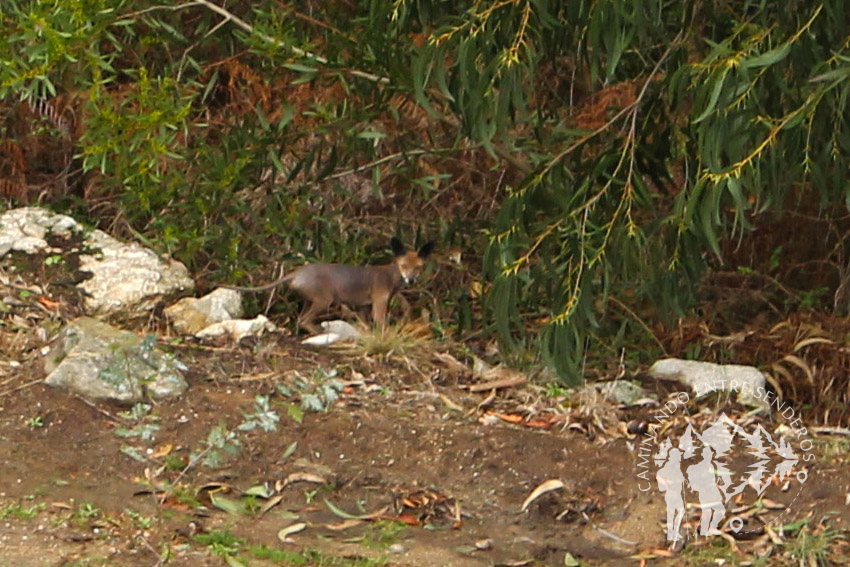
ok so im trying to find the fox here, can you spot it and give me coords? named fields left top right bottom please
left=224, top=237, right=435, bottom=333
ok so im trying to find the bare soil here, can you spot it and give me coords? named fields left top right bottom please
left=2, top=328, right=850, bottom=567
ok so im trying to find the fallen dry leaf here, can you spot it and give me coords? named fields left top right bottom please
left=488, top=411, right=524, bottom=424
left=151, top=444, right=173, bottom=458
left=277, top=522, right=306, bottom=543
left=259, top=494, right=285, bottom=516
left=325, top=519, right=365, bottom=531
left=283, top=471, right=327, bottom=486
left=37, top=296, right=60, bottom=309
left=521, top=479, right=565, bottom=512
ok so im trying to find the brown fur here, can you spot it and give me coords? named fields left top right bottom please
left=223, top=238, right=434, bottom=333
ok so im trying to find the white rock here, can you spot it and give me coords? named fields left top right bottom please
left=78, top=230, right=194, bottom=317
left=320, top=320, right=362, bottom=339
left=195, top=315, right=276, bottom=342
left=164, top=288, right=244, bottom=335
left=301, top=333, right=343, bottom=346
left=0, top=207, right=79, bottom=255
left=648, top=358, right=767, bottom=408
left=301, top=320, right=362, bottom=346
left=579, top=380, right=655, bottom=406
left=0, top=207, right=194, bottom=319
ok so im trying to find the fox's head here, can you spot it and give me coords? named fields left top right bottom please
left=391, top=237, right=435, bottom=284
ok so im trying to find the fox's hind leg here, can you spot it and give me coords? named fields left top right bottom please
left=297, top=294, right=333, bottom=334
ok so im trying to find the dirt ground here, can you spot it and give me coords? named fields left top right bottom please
left=2, top=328, right=850, bottom=567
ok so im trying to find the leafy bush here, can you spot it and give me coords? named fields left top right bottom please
left=3, top=1, right=849, bottom=383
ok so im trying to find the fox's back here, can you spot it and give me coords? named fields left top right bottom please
left=288, top=263, right=394, bottom=305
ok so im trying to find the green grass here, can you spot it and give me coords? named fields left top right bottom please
left=0, top=501, right=46, bottom=520
left=787, top=523, right=845, bottom=567
left=194, top=529, right=388, bottom=567
left=362, top=520, right=406, bottom=550
left=678, top=537, right=739, bottom=566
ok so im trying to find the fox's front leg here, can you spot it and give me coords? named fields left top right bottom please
left=371, top=292, right=390, bottom=329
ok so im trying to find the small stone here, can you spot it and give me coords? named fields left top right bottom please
left=164, top=288, right=243, bottom=335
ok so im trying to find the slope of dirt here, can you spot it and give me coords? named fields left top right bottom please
left=2, top=328, right=850, bottom=567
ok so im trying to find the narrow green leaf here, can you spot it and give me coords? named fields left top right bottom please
left=357, top=130, right=386, bottom=140
left=281, top=63, right=318, bottom=73
left=281, top=441, right=298, bottom=460
left=694, top=68, right=729, bottom=123
left=224, top=555, right=247, bottom=567
left=209, top=492, right=247, bottom=515
left=741, top=43, right=791, bottom=69
left=324, top=498, right=373, bottom=520
left=809, top=67, right=850, bottom=83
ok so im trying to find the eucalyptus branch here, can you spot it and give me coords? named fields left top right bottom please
left=194, top=0, right=389, bottom=84
left=129, top=0, right=390, bottom=84
left=510, top=34, right=683, bottom=276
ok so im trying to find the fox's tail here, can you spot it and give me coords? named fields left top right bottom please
left=222, top=272, right=293, bottom=292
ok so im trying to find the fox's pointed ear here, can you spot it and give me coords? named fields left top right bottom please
left=417, top=241, right=435, bottom=259
left=390, top=237, right=407, bottom=256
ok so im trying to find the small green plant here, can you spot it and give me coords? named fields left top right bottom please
left=67, top=502, right=104, bottom=531
left=0, top=502, right=46, bottom=520
left=193, top=529, right=245, bottom=558
left=75, top=502, right=102, bottom=521
left=163, top=454, right=187, bottom=472
left=115, top=422, right=161, bottom=441
left=248, top=544, right=310, bottom=564
left=276, top=367, right=345, bottom=413
left=119, top=445, right=148, bottom=463
left=543, top=382, right=569, bottom=398
left=26, top=415, right=45, bottom=429
left=192, top=423, right=242, bottom=468
left=238, top=395, right=280, bottom=432
left=768, top=246, right=783, bottom=272
left=117, top=403, right=153, bottom=421
left=363, top=520, right=405, bottom=550
left=301, top=385, right=344, bottom=412
left=815, top=438, right=850, bottom=462
left=43, top=254, right=64, bottom=266
left=115, top=403, right=160, bottom=441
left=125, top=508, right=155, bottom=530
left=799, top=286, right=830, bottom=309
left=170, top=485, right=202, bottom=509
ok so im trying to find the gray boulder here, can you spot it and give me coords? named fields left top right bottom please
left=648, top=358, right=767, bottom=408
left=44, top=317, right=188, bottom=402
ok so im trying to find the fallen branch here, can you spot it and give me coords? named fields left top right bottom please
left=0, top=378, right=43, bottom=398
left=468, top=375, right=527, bottom=392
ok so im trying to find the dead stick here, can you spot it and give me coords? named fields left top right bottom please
left=468, top=376, right=527, bottom=392
left=0, top=378, right=43, bottom=398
